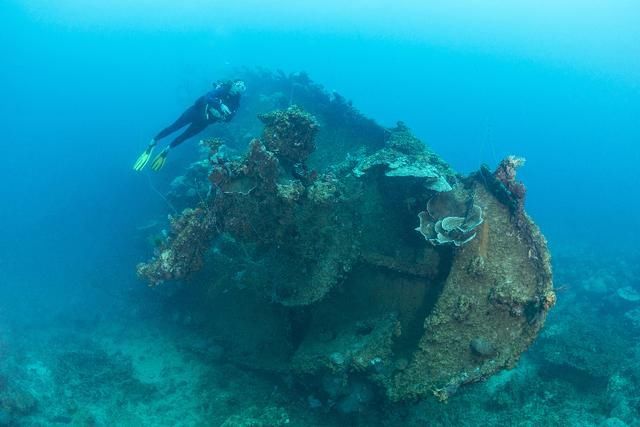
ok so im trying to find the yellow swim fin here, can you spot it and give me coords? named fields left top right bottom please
left=133, top=141, right=156, bottom=171
left=150, top=148, right=169, bottom=172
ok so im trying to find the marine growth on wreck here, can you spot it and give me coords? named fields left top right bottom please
left=137, top=70, right=555, bottom=407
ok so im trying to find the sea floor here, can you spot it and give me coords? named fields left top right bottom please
left=1, top=244, right=639, bottom=426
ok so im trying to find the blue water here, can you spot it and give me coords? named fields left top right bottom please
left=1, top=1, right=639, bottom=425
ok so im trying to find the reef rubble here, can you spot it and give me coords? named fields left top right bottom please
left=137, top=70, right=555, bottom=406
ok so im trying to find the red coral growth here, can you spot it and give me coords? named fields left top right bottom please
left=494, top=155, right=527, bottom=207
left=259, top=106, right=319, bottom=164
left=245, top=139, right=280, bottom=185
left=136, top=207, right=218, bottom=286
left=209, top=139, right=280, bottom=194
left=139, top=106, right=326, bottom=288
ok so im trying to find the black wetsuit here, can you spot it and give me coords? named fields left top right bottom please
left=154, top=85, right=241, bottom=148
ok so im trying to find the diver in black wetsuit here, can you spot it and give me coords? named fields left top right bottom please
left=133, top=79, right=246, bottom=172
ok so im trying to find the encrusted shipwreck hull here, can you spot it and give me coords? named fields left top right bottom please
left=138, top=70, right=554, bottom=405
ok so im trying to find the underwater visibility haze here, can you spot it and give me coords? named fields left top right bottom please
left=1, top=1, right=639, bottom=426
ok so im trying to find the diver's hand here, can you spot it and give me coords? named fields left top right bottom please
left=220, top=103, right=231, bottom=116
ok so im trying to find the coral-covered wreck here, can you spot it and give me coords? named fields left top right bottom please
left=137, top=70, right=554, bottom=407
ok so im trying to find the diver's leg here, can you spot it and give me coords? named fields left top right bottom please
left=154, top=105, right=198, bottom=141
left=149, top=112, right=208, bottom=172
left=169, top=120, right=209, bottom=149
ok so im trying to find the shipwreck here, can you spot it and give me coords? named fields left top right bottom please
left=137, top=70, right=555, bottom=407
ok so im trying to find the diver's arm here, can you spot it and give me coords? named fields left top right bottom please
left=221, top=97, right=240, bottom=121
left=219, top=103, right=231, bottom=116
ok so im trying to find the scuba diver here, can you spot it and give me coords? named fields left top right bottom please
left=133, top=79, right=246, bottom=172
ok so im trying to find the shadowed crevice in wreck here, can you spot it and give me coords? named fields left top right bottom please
left=389, top=251, right=454, bottom=362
